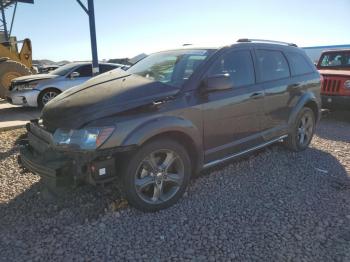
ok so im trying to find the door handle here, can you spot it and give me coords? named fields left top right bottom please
left=290, top=83, right=301, bottom=89
left=250, top=92, right=264, bottom=99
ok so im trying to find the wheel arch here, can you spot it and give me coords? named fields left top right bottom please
left=288, top=92, right=321, bottom=128
left=37, top=87, right=62, bottom=104
left=121, top=116, right=204, bottom=174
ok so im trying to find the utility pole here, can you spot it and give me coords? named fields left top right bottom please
left=76, top=0, right=99, bottom=76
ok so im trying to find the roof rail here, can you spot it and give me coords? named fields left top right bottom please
left=237, top=38, right=298, bottom=47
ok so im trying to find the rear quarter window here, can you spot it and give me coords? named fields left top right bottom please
left=285, top=52, right=314, bottom=76
left=256, top=49, right=290, bottom=82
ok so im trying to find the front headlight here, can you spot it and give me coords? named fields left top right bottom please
left=17, top=82, right=39, bottom=91
left=344, top=80, right=350, bottom=89
left=53, top=126, right=115, bottom=150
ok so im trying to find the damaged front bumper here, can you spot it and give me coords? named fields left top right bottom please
left=19, top=120, right=134, bottom=190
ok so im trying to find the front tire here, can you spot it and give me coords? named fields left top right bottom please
left=121, top=138, right=191, bottom=212
left=38, top=88, right=60, bottom=108
left=284, top=107, right=315, bottom=151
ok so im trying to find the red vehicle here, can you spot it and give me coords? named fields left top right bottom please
left=317, top=50, right=350, bottom=109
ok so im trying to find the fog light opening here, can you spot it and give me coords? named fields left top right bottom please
left=99, top=168, right=106, bottom=176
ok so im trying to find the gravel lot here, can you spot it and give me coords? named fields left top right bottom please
left=0, top=111, right=349, bottom=261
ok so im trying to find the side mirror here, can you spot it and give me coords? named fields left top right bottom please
left=70, top=71, right=80, bottom=79
left=202, top=73, right=232, bottom=93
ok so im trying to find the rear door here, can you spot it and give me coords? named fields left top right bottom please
left=254, top=49, right=316, bottom=140
left=201, top=48, right=265, bottom=163
left=254, top=49, right=293, bottom=139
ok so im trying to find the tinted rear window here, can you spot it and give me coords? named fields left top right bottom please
left=285, top=52, right=314, bottom=76
left=256, top=50, right=290, bottom=82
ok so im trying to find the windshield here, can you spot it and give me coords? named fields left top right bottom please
left=318, top=52, right=350, bottom=69
left=126, top=49, right=213, bottom=87
left=49, top=63, right=80, bottom=76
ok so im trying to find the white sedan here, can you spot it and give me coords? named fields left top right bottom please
left=7, top=62, right=122, bottom=108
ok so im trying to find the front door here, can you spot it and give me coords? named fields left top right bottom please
left=63, top=64, right=93, bottom=91
left=201, top=49, right=265, bottom=163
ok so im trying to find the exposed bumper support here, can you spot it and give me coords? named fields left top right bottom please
left=18, top=121, right=136, bottom=192
left=19, top=145, right=74, bottom=187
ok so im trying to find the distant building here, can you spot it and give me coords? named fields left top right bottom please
left=303, top=44, right=350, bottom=63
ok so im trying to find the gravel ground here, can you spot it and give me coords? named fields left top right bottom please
left=0, top=111, right=349, bottom=261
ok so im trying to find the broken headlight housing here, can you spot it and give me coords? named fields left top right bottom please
left=17, top=82, right=39, bottom=91
left=53, top=127, right=115, bottom=150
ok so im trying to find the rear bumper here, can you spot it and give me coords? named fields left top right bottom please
left=322, top=95, right=350, bottom=109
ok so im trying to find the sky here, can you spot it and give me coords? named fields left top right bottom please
left=9, top=0, right=350, bottom=61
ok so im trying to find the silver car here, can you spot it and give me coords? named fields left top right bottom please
left=7, top=62, right=121, bottom=108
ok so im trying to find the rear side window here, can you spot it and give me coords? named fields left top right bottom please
left=256, top=50, right=290, bottom=82
left=209, top=50, right=255, bottom=87
left=99, top=64, right=118, bottom=74
left=285, top=52, right=314, bottom=76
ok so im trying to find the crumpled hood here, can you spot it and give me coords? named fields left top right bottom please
left=41, top=70, right=179, bottom=129
left=12, top=73, right=58, bottom=84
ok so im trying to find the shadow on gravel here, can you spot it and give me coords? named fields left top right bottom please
left=0, top=133, right=27, bottom=161
left=201, top=145, right=350, bottom=189
left=2, top=143, right=349, bottom=229
left=1, top=140, right=350, bottom=260
left=0, top=178, right=123, bottom=234
left=316, top=110, right=350, bottom=143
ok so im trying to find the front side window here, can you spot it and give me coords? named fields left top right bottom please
left=75, top=65, right=93, bottom=77
left=208, top=50, right=255, bottom=87
left=256, top=50, right=290, bottom=82
left=49, top=63, right=79, bottom=76
left=318, top=52, right=350, bottom=69
left=126, top=49, right=213, bottom=88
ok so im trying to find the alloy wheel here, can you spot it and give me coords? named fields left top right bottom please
left=297, top=111, right=314, bottom=146
left=134, top=149, right=184, bottom=205
left=42, top=91, right=58, bottom=105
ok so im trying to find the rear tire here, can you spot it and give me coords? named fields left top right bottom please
left=284, top=107, right=315, bottom=151
left=0, top=60, right=31, bottom=98
left=120, top=138, right=191, bottom=212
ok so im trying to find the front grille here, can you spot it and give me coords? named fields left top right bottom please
left=321, top=77, right=341, bottom=95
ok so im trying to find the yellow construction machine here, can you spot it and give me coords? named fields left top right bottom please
left=0, top=0, right=34, bottom=99
left=0, top=37, right=32, bottom=98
